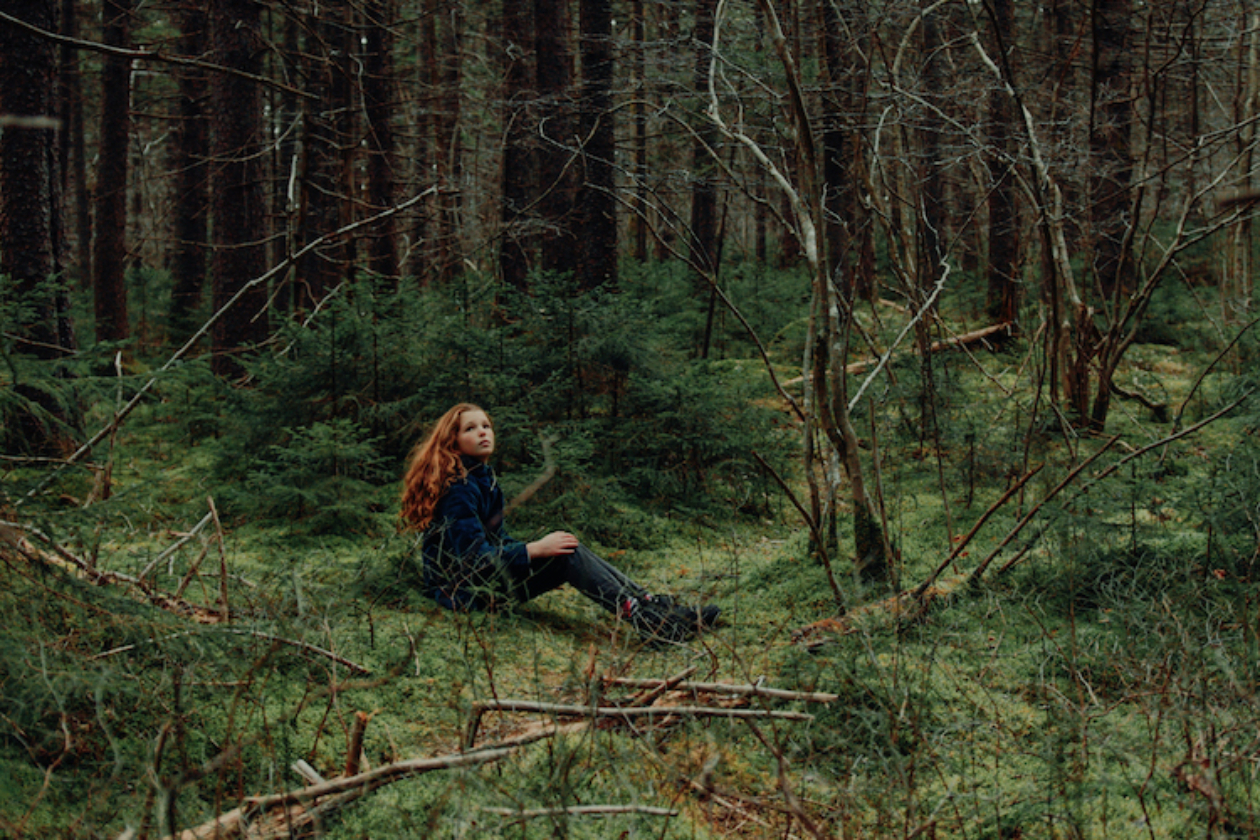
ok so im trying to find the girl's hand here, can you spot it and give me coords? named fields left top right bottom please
left=527, top=531, right=580, bottom=558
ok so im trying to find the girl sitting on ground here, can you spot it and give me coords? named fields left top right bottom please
left=399, top=403, right=718, bottom=643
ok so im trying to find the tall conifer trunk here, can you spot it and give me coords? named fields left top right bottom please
left=209, top=0, right=268, bottom=377
left=169, top=1, right=209, bottom=343
left=535, top=0, right=576, bottom=274
left=0, top=0, right=75, bottom=451
left=364, top=0, right=399, bottom=287
left=93, top=0, right=131, bottom=345
left=575, top=0, right=616, bottom=291
left=986, top=0, right=1020, bottom=326
left=499, top=0, right=536, bottom=289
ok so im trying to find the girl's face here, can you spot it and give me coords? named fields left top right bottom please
left=455, top=410, right=495, bottom=460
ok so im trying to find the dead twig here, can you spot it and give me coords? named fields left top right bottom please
left=624, top=665, right=698, bottom=706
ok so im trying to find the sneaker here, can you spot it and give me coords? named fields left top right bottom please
left=644, top=595, right=721, bottom=629
left=624, top=595, right=720, bottom=644
left=627, top=598, right=697, bottom=643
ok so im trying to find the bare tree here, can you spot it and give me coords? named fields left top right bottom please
left=711, top=0, right=895, bottom=591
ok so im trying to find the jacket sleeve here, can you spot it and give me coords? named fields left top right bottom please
left=434, top=481, right=531, bottom=568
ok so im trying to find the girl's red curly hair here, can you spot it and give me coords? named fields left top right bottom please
left=399, top=403, right=487, bottom=531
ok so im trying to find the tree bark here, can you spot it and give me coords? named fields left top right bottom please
left=535, top=0, right=576, bottom=275
left=0, top=0, right=60, bottom=348
left=985, top=0, right=1020, bottom=326
left=57, top=0, right=89, bottom=290
left=296, top=4, right=355, bottom=308
left=575, top=0, right=617, bottom=291
left=428, top=0, right=464, bottom=284
left=168, top=0, right=209, bottom=344
left=209, top=0, right=269, bottom=378
left=363, top=0, right=399, bottom=288
left=0, top=0, right=76, bottom=452
left=93, top=0, right=132, bottom=345
left=629, top=0, right=649, bottom=263
left=690, top=0, right=719, bottom=356
left=1087, top=0, right=1135, bottom=304
left=499, top=0, right=536, bottom=290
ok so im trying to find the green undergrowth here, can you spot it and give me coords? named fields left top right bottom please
left=4, top=281, right=1260, bottom=837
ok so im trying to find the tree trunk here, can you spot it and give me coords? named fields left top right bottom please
left=1, top=0, right=61, bottom=349
left=296, top=4, right=354, bottom=308
left=575, top=0, right=617, bottom=291
left=499, top=0, right=536, bottom=290
left=427, top=0, right=464, bottom=284
left=57, top=0, right=89, bottom=290
left=168, top=1, right=209, bottom=344
left=363, top=0, right=399, bottom=288
left=1087, top=0, right=1135, bottom=304
left=985, top=0, right=1020, bottom=326
left=209, top=0, right=269, bottom=378
left=535, top=0, right=576, bottom=275
left=0, top=0, right=76, bottom=452
left=629, top=0, right=649, bottom=263
left=93, top=0, right=132, bottom=345
left=689, top=0, right=719, bottom=356
left=1227, top=10, right=1258, bottom=321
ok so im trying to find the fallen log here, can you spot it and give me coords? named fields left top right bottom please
left=784, top=321, right=1016, bottom=388
left=844, top=321, right=1016, bottom=376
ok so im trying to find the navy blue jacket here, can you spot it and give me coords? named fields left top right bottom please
left=422, top=457, right=529, bottom=609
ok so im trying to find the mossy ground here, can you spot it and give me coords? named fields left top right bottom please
left=3, top=333, right=1259, bottom=839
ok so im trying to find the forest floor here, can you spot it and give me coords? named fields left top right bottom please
left=3, top=336, right=1259, bottom=839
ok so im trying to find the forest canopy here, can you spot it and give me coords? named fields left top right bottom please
left=3, top=0, right=1260, bottom=837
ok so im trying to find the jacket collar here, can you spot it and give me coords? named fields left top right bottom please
left=459, top=454, right=492, bottom=475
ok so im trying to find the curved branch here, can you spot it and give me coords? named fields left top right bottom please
left=0, top=9, right=313, bottom=100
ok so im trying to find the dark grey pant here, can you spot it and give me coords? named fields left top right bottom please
left=505, top=544, right=647, bottom=614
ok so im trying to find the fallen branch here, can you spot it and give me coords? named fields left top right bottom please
left=248, top=748, right=515, bottom=810
left=911, top=464, right=1043, bottom=599
left=2, top=522, right=226, bottom=623
left=167, top=748, right=516, bottom=840
left=845, top=321, right=1016, bottom=376
left=138, top=510, right=215, bottom=584
left=605, top=678, right=838, bottom=705
left=622, top=664, right=698, bottom=707
left=481, top=804, right=678, bottom=821
left=219, top=629, right=369, bottom=676
left=465, top=700, right=813, bottom=750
